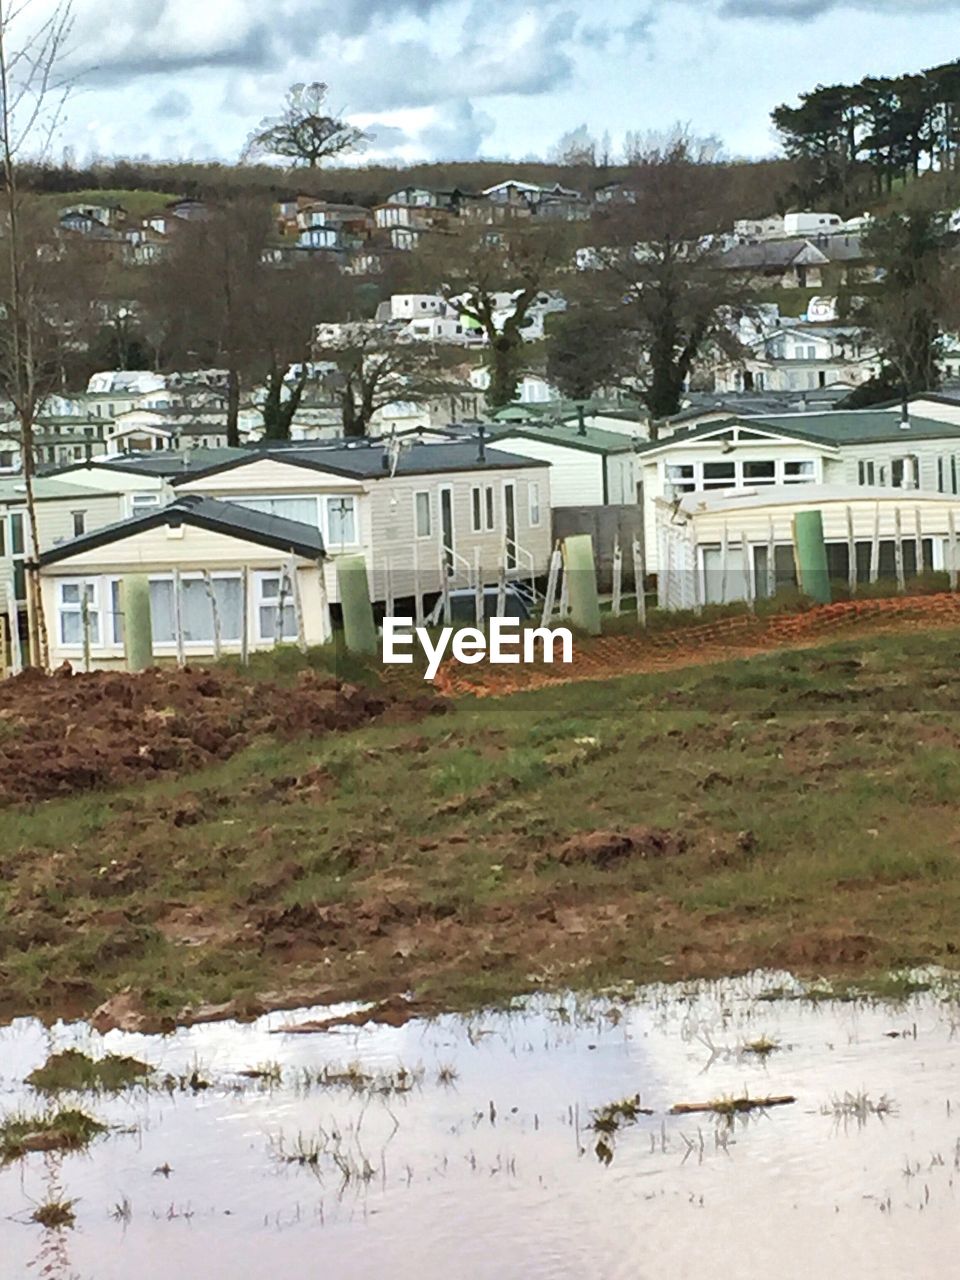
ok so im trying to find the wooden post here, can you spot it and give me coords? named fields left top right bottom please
left=173, top=568, right=186, bottom=666
left=558, top=564, right=569, bottom=617
left=202, top=571, right=222, bottom=661
left=541, top=544, right=561, bottom=625
left=287, top=557, right=307, bottom=653
left=611, top=538, right=622, bottom=617
left=240, top=566, right=250, bottom=665
left=274, top=567, right=287, bottom=646
left=894, top=507, right=906, bottom=592
left=766, top=519, right=776, bottom=600
left=741, top=531, right=755, bottom=612
left=870, top=503, right=881, bottom=584
left=846, top=506, right=857, bottom=596
left=914, top=506, right=923, bottom=577
left=6, top=574, right=22, bottom=676
left=632, top=538, right=646, bottom=625
left=474, top=547, right=483, bottom=627
left=385, top=553, right=395, bottom=618
left=950, top=509, right=959, bottom=591
left=496, top=564, right=507, bottom=617
left=81, top=590, right=92, bottom=673
left=413, top=541, right=424, bottom=628
left=720, top=522, right=730, bottom=604
left=440, top=549, right=451, bottom=626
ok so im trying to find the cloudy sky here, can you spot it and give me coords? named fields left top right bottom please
left=27, top=0, right=960, bottom=165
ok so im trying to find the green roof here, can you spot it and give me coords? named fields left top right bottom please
left=752, top=410, right=960, bottom=445
left=637, top=409, right=960, bottom=456
left=0, top=476, right=119, bottom=504
left=491, top=422, right=636, bottom=454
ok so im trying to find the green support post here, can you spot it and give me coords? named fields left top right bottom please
left=793, top=510, right=832, bottom=605
left=122, top=574, right=154, bottom=672
left=337, top=555, right=377, bottom=655
left=562, top=533, right=602, bottom=635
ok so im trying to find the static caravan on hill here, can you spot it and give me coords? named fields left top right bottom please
left=38, top=494, right=331, bottom=671
left=656, top=485, right=960, bottom=611
left=169, top=440, right=553, bottom=605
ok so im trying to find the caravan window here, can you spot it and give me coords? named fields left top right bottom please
left=57, top=579, right=100, bottom=647
left=256, top=572, right=298, bottom=643
left=326, top=495, right=357, bottom=547
left=414, top=491, right=432, bottom=538
left=149, top=576, right=243, bottom=645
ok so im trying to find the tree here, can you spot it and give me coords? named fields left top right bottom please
left=410, top=222, right=574, bottom=410
left=314, top=323, right=462, bottom=437
left=151, top=199, right=270, bottom=446
left=589, top=137, right=752, bottom=423
left=243, top=83, right=367, bottom=169
left=0, top=0, right=74, bottom=667
left=850, top=203, right=960, bottom=398
left=546, top=304, right=637, bottom=401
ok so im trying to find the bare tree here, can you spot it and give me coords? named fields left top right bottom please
left=315, top=323, right=463, bottom=437
left=587, top=137, right=752, bottom=424
left=0, top=0, right=74, bottom=667
left=243, top=83, right=368, bottom=169
left=151, top=198, right=269, bottom=445
left=412, top=224, right=574, bottom=409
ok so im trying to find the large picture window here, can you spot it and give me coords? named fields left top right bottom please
left=149, top=576, right=243, bottom=644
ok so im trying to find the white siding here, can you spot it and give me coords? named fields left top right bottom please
left=492, top=436, right=603, bottom=506
left=181, top=456, right=553, bottom=603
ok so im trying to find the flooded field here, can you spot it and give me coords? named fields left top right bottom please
left=2, top=972, right=960, bottom=1279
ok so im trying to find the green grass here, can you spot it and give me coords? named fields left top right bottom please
left=40, top=188, right=180, bottom=219
left=4, top=628, right=960, bottom=1022
left=26, top=1050, right=152, bottom=1093
left=0, top=1109, right=106, bottom=1162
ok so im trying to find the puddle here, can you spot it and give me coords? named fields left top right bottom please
left=3, top=971, right=960, bottom=1278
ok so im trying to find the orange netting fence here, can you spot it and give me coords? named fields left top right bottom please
left=426, top=593, right=960, bottom=698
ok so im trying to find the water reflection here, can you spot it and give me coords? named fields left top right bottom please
left=2, top=973, right=960, bottom=1278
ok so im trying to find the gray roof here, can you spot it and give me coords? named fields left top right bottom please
left=51, top=448, right=249, bottom=479
left=719, top=239, right=829, bottom=269
left=39, top=493, right=325, bottom=566
left=169, top=440, right=546, bottom=485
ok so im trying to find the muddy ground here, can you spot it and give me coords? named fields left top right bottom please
left=0, top=666, right=442, bottom=805
left=2, top=626, right=960, bottom=1029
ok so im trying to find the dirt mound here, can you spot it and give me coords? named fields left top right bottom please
left=553, top=826, right=688, bottom=868
left=0, top=666, right=444, bottom=806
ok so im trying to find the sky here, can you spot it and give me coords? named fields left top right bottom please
left=19, top=0, right=960, bottom=167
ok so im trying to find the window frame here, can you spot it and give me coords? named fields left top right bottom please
left=254, top=570, right=298, bottom=644
left=56, top=577, right=102, bottom=649
left=147, top=571, right=245, bottom=649
left=528, top=480, right=542, bottom=527
left=413, top=489, right=432, bottom=539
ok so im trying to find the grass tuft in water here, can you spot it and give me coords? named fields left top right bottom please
left=590, top=1094, right=654, bottom=1134
left=0, top=1108, right=107, bottom=1162
left=742, top=1036, right=781, bottom=1058
left=31, top=1197, right=78, bottom=1229
left=26, top=1049, right=152, bottom=1093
